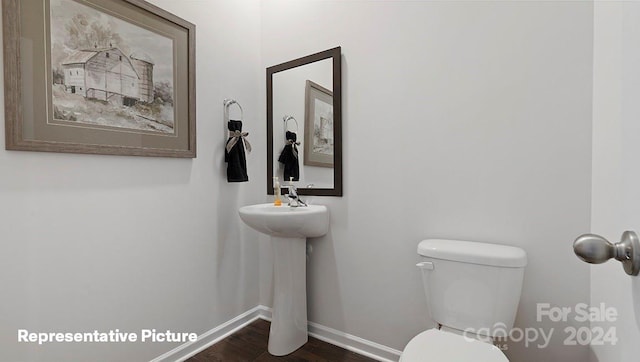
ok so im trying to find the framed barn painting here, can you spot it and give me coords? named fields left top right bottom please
left=2, top=0, right=196, bottom=157
left=303, top=80, right=333, bottom=168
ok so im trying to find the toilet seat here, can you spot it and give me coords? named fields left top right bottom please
left=400, top=329, right=508, bottom=362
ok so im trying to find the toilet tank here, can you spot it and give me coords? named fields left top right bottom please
left=417, top=239, right=527, bottom=337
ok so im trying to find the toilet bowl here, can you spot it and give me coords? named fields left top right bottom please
left=400, top=329, right=507, bottom=362
left=400, top=239, right=527, bottom=362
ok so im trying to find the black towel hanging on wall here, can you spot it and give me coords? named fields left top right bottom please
left=224, top=100, right=251, bottom=182
left=278, top=116, right=300, bottom=182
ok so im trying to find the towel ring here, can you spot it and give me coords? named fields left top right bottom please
left=223, top=99, right=243, bottom=124
left=283, top=115, right=299, bottom=133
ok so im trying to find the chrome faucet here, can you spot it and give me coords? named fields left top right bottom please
left=286, top=178, right=307, bottom=207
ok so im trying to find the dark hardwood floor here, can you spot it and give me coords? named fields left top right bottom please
left=186, top=319, right=377, bottom=362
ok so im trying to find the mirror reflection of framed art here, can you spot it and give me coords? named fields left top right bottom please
left=304, top=80, right=333, bottom=168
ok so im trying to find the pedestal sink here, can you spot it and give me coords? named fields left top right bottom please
left=238, top=203, right=329, bottom=356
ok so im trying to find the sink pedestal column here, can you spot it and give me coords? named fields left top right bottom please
left=268, top=236, right=308, bottom=356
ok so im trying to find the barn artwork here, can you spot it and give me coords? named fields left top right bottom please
left=50, top=0, right=175, bottom=134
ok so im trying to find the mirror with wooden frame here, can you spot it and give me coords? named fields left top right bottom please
left=267, top=47, right=342, bottom=196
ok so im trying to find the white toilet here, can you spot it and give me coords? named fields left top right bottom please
left=400, top=239, right=527, bottom=361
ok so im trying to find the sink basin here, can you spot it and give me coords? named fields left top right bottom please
left=238, top=203, right=329, bottom=356
left=239, top=203, right=329, bottom=238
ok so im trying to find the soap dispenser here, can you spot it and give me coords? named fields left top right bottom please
left=273, top=177, right=282, bottom=206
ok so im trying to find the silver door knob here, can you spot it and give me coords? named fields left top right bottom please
left=573, top=231, right=640, bottom=276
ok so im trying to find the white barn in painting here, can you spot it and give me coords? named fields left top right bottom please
left=62, top=47, right=154, bottom=106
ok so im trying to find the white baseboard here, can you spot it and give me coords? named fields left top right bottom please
left=152, top=305, right=402, bottom=362
left=308, top=321, right=402, bottom=362
left=150, top=306, right=265, bottom=362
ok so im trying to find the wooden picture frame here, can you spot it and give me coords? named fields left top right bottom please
left=3, top=0, right=196, bottom=157
left=303, top=79, right=333, bottom=168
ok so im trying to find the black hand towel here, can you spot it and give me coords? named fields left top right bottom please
left=278, top=131, right=300, bottom=182
left=225, top=120, right=249, bottom=182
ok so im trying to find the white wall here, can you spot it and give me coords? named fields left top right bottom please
left=261, top=1, right=593, bottom=361
left=0, top=1, right=264, bottom=361
left=591, top=2, right=640, bottom=361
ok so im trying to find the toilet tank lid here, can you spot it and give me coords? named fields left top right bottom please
left=418, top=239, right=527, bottom=267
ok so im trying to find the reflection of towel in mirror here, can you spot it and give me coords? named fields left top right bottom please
left=278, top=131, right=300, bottom=182
left=225, top=120, right=249, bottom=182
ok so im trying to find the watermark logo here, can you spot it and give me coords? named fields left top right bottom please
left=538, top=303, right=618, bottom=347
left=463, top=302, right=619, bottom=350
left=463, top=322, right=552, bottom=350
left=17, top=329, right=198, bottom=345
left=536, top=303, right=618, bottom=323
